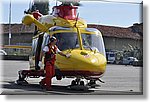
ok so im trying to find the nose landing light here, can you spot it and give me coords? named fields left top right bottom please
left=91, top=59, right=97, bottom=63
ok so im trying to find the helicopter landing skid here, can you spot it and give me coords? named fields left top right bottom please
left=68, top=78, right=101, bottom=91
left=67, top=78, right=88, bottom=91
left=16, top=79, right=29, bottom=85
left=68, top=85, right=89, bottom=91
left=16, top=70, right=45, bottom=85
left=68, top=83, right=100, bottom=91
left=87, top=84, right=101, bottom=88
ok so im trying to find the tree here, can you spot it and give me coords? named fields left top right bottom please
left=32, top=0, right=49, bottom=15
left=25, top=0, right=49, bottom=15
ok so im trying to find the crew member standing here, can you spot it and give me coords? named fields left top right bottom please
left=38, top=36, right=70, bottom=90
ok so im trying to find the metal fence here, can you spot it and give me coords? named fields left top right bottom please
left=1, top=45, right=32, bottom=56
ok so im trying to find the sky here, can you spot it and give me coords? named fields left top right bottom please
left=0, top=0, right=142, bottom=27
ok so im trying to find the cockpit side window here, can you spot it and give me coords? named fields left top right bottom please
left=81, top=33, right=106, bottom=56
left=53, top=32, right=78, bottom=51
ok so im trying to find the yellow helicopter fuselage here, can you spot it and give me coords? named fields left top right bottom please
left=56, top=49, right=106, bottom=77
left=22, top=12, right=107, bottom=79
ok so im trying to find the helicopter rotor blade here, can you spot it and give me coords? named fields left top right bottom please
left=57, top=0, right=82, bottom=6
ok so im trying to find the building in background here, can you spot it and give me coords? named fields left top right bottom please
left=1, top=24, right=34, bottom=46
left=1, top=23, right=143, bottom=58
left=88, top=23, right=143, bottom=51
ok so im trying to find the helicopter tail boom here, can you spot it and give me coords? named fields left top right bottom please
left=22, top=14, right=48, bottom=32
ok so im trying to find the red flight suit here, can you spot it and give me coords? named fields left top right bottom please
left=40, top=44, right=57, bottom=90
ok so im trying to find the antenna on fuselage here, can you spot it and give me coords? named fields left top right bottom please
left=56, top=0, right=57, bottom=6
left=74, top=13, right=79, bottom=27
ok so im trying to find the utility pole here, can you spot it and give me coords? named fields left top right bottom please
left=8, top=0, right=11, bottom=45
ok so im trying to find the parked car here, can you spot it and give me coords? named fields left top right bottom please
left=0, top=50, right=7, bottom=55
left=106, top=51, right=116, bottom=64
left=133, top=60, right=143, bottom=66
left=122, top=57, right=138, bottom=65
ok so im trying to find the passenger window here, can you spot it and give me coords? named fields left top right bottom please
left=31, top=38, right=38, bottom=56
left=41, top=33, right=50, bottom=51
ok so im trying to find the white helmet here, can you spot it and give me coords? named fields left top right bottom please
left=50, top=36, right=57, bottom=42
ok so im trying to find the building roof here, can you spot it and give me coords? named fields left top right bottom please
left=1, top=23, right=142, bottom=40
left=129, top=23, right=143, bottom=36
left=88, top=24, right=142, bottom=40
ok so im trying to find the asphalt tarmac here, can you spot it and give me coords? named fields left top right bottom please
left=0, top=60, right=143, bottom=95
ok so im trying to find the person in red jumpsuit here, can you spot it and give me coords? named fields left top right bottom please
left=38, top=36, right=70, bottom=90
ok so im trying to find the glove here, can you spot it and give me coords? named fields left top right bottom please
left=38, top=61, right=43, bottom=67
left=66, top=53, right=71, bottom=58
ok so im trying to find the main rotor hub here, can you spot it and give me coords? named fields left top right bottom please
left=52, top=6, right=78, bottom=20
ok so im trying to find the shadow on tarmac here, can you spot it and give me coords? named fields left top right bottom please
left=1, top=81, right=94, bottom=95
left=1, top=81, right=143, bottom=95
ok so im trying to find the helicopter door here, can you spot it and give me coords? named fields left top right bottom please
left=35, top=34, right=43, bottom=70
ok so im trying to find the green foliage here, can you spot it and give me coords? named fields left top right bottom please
left=25, top=0, right=49, bottom=15
left=32, top=0, right=49, bottom=15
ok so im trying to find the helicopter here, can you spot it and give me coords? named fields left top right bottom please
left=16, top=0, right=107, bottom=89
